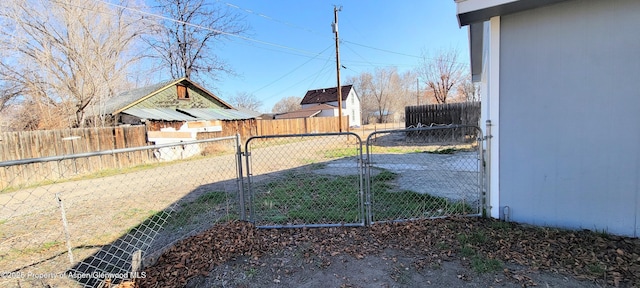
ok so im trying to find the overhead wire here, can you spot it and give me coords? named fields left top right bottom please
left=263, top=62, right=334, bottom=103
left=78, top=0, right=467, bottom=103
left=215, top=0, right=330, bottom=39
left=212, top=0, right=432, bottom=63
left=342, top=42, right=380, bottom=68
left=342, top=40, right=421, bottom=59
left=250, top=45, right=333, bottom=95
left=94, top=0, right=439, bottom=66
left=308, top=49, right=335, bottom=89
left=61, top=0, right=462, bottom=66
left=95, top=0, right=325, bottom=58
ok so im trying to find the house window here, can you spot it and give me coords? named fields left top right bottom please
left=177, top=84, right=189, bottom=100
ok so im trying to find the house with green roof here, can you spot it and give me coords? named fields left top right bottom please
left=98, top=78, right=258, bottom=150
left=103, top=77, right=256, bottom=126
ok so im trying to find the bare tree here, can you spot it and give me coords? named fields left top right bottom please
left=395, top=70, right=418, bottom=110
left=229, top=91, right=262, bottom=111
left=0, top=81, right=21, bottom=112
left=0, top=0, right=148, bottom=129
left=347, top=72, right=375, bottom=123
left=150, top=0, right=248, bottom=82
left=347, top=68, right=415, bottom=124
left=418, top=49, right=465, bottom=104
left=272, top=96, right=302, bottom=113
left=370, top=68, right=395, bottom=123
left=457, top=74, right=480, bottom=102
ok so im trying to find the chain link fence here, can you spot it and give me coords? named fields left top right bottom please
left=365, top=125, right=484, bottom=224
left=1, top=126, right=483, bottom=287
left=244, top=133, right=365, bottom=228
left=0, top=136, right=242, bottom=287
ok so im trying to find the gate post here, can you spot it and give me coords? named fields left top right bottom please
left=364, top=141, right=372, bottom=226
left=235, top=133, right=246, bottom=221
left=484, top=120, right=492, bottom=218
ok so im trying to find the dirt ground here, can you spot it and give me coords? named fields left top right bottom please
left=138, top=218, right=640, bottom=288
left=193, top=248, right=599, bottom=288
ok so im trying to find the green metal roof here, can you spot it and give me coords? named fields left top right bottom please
left=122, top=108, right=199, bottom=121
left=178, top=108, right=256, bottom=120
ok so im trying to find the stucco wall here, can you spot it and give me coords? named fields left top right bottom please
left=499, top=0, right=640, bottom=236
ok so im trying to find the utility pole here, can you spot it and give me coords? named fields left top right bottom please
left=333, top=6, right=343, bottom=132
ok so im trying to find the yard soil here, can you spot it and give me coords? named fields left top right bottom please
left=137, top=218, right=640, bottom=288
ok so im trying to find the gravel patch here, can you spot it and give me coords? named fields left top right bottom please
left=314, top=151, right=481, bottom=205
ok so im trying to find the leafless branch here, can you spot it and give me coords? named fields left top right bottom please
left=228, top=91, right=262, bottom=111
left=272, top=96, right=302, bottom=113
left=0, top=0, right=149, bottom=129
left=418, top=48, right=465, bottom=104
left=148, top=0, right=249, bottom=84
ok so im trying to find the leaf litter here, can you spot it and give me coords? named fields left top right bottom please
left=136, top=217, right=639, bottom=287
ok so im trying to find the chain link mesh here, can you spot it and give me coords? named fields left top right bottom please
left=366, top=125, right=483, bottom=223
left=245, top=133, right=365, bottom=228
left=1, top=126, right=484, bottom=286
left=0, top=136, right=241, bottom=287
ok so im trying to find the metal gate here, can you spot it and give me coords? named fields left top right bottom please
left=364, top=125, right=484, bottom=224
left=244, top=132, right=365, bottom=228
left=242, top=125, right=484, bottom=228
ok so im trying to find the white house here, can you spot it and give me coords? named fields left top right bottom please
left=298, top=85, right=362, bottom=127
left=456, top=0, right=640, bottom=237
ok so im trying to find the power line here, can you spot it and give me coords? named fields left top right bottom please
left=342, top=42, right=378, bottom=68
left=213, top=0, right=443, bottom=63
left=96, top=0, right=325, bottom=58
left=93, top=0, right=443, bottom=66
left=216, top=0, right=329, bottom=39
left=263, top=62, right=334, bottom=104
left=342, top=40, right=421, bottom=59
left=226, top=38, right=334, bottom=62
left=53, top=0, right=422, bottom=70
left=309, top=51, right=334, bottom=89
left=250, top=45, right=333, bottom=95
left=343, top=41, right=468, bottom=66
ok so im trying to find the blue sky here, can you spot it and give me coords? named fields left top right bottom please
left=197, top=0, right=469, bottom=112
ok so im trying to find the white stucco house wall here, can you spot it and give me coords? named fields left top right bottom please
left=299, top=85, right=362, bottom=127
left=457, top=0, right=640, bottom=237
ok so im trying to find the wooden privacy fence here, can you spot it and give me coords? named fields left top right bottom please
left=0, top=117, right=348, bottom=162
left=404, top=102, right=481, bottom=143
left=194, top=117, right=349, bottom=140
left=0, top=126, right=151, bottom=189
left=256, top=116, right=348, bottom=135
left=0, top=126, right=148, bottom=161
left=405, top=102, right=480, bottom=127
